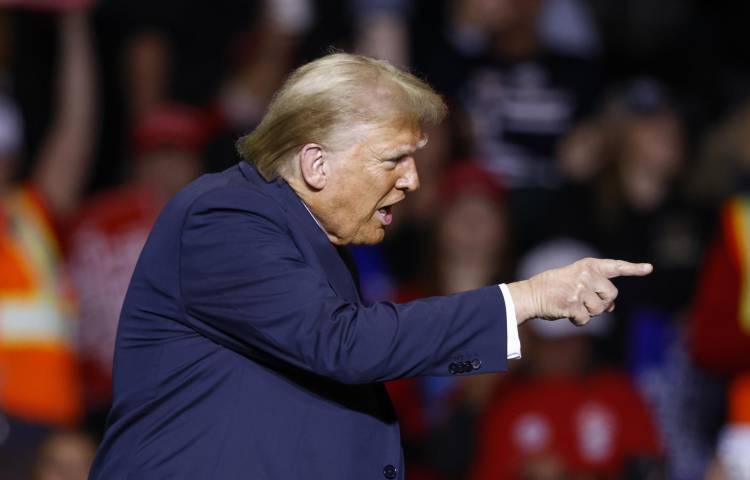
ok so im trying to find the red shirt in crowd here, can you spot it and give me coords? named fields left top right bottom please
left=471, top=371, right=661, bottom=480
left=67, top=183, right=162, bottom=407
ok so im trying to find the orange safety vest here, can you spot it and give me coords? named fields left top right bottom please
left=0, top=186, right=81, bottom=425
left=726, top=196, right=750, bottom=335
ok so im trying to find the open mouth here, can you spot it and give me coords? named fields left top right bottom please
left=377, top=205, right=393, bottom=225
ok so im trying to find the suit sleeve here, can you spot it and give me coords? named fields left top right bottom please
left=179, top=188, right=508, bottom=384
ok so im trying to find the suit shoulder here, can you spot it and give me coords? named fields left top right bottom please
left=169, top=165, right=288, bottom=226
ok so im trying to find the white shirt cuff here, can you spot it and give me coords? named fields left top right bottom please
left=499, top=284, right=522, bottom=360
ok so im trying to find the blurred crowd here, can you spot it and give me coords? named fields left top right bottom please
left=1, top=0, right=750, bottom=479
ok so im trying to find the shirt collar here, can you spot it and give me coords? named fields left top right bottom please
left=300, top=200, right=327, bottom=234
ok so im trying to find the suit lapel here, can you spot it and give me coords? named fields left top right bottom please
left=239, top=162, right=361, bottom=303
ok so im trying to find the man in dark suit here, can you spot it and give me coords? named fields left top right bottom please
left=89, top=53, right=651, bottom=479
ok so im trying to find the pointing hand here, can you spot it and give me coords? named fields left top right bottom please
left=507, top=258, right=653, bottom=326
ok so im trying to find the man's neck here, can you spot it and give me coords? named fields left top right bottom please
left=285, top=175, right=341, bottom=244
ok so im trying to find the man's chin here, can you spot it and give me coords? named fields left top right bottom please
left=349, top=227, right=386, bottom=246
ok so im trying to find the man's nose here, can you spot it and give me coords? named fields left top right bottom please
left=395, top=157, right=420, bottom=192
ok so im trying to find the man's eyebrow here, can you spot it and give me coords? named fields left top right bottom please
left=377, top=137, right=428, bottom=160
left=381, top=146, right=415, bottom=159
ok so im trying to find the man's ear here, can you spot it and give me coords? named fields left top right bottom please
left=298, top=143, right=327, bottom=190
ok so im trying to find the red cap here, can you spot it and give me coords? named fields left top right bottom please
left=131, top=104, right=211, bottom=157
left=438, top=161, right=506, bottom=207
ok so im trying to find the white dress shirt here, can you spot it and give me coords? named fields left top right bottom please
left=499, top=284, right=522, bottom=359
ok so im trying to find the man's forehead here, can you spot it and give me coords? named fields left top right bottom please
left=369, top=124, right=427, bottom=156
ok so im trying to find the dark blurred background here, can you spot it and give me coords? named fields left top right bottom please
left=2, top=1, right=750, bottom=479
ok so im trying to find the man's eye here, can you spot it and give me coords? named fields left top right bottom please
left=382, top=155, right=407, bottom=168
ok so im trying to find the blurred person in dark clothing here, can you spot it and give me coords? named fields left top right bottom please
left=554, top=78, right=713, bottom=351
left=0, top=7, right=96, bottom=480
left=32, top=429, right=97, bottom=480
left=417, top=0, right=600, bottom=189
left=413, top=0, right=600, bottom=257
left=387, top=162, right=513, bottom=480
left=554, top=78, right=720, bottom=480
left=66, top=104, right=208, bottom=435
left=471, top=239, right=663, bottom=480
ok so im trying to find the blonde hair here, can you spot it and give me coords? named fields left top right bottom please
left=236, top=53, right=447, bottom=180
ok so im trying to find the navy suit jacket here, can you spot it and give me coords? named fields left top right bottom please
left=89, top=162, right=509, bottom=479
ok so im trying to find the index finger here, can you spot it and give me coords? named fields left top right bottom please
left=593, top=259, right=653, bottom=279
